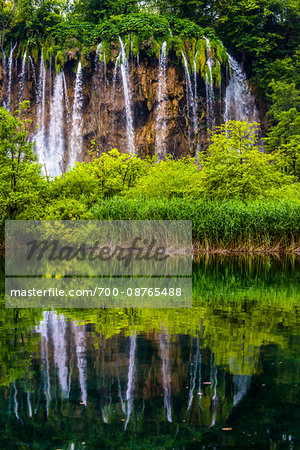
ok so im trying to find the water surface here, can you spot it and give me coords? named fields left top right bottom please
left=0, top=255, right=299, bottom=449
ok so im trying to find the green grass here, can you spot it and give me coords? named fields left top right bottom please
left=91, top=197, right=300, bottom=251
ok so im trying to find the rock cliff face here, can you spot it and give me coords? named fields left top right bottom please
left=0, top=47, right=259, bottom=175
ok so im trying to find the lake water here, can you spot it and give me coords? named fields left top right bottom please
left=0, top=254, right=299, bottom=449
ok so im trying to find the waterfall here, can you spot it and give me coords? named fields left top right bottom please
left=224, top=54, right=259, bottom=123
left=112, top=52, right=121, bottom=101
left=2, top=49, right=6, bottom=96
left=155, top=41, right=168, bottom=158
left=182, top=52, right=198, bottom=150
left=18, top=50, right=27, bottom=103
left=69, top=62, right=84, bottom=168
left=36, top=311, right=51, bottom=416
left=159, top=332, right=172, bottom=423
left=29, top=56, right=36, bottom=85
left=193, top=53, right=200, bottom=152
left=48, top=71, right=66, bottom=176
left=35, top=51, right=47, bottom=169
left=6, top=43, right=16, bottom=110
left=125, top=333, right=137, bottom=429
left=204, top=38, right=215, bottom=131
left=72, top=322, right=87, bottom=406
left=96, top=42, right=107, bottom=86
left=118, top=37, right=136, bottom=154
left=50, top=312, right=70, bottom=399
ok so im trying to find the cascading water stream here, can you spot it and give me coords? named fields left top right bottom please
left=155, top=41, right=168, bottom=158
left=2, top=50, right=6, bottom=96
left=204, top=37, right=215, bottom=131
left=224, top=54, right=258, bottom=123
left=35, top=51, right=47, bottom=168
left=18, top=50, right=27, bottom=103
left=112, top=52, right=121, bottom=99
left=29, top=56, right=36, bottom=85
left=118, top=37, right=136, bottom=154
left=5, top=43, right=16, bottom=110
left=69, top=61, right=84, bottom=167
left=96, top=42, right=107, bottom=86
left=48, top=71, right=66, bottom=176
left=159, top=332, right=172, bottom=423
left=182, top=52, right=198, bottom=149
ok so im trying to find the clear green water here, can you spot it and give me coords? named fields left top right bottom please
left=0, top=254, right=299, bottom=449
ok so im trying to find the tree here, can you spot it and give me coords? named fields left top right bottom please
left=265, top=108, right=300, bottom=178
left=74, top=0, right=139, bottom=23
left=0, top=0, right=16, bottom=52
left=198, top=120, right=292, bottom=199
left=0, top=102, right=45, bottom=238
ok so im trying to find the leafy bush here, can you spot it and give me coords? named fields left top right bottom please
left=198, top=121, right=293, bottom=199
left=125, top=157, right=202, bottom=199
left=0, top=104, right=46, bottom=243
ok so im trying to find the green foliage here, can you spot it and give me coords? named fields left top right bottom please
left=74, top=0, right=139, bottom=23
left=265, top=109, right=300, bottom=178
left=198, top=121, right=292, bottom=200
left=0, top=103, right=45, bottom=240
left=264, top=79, right=300, bottom=178
left=126, top=157, right=202, bottom=199
left=267, top=81, right=300, bottom=120
left=195, top=38, right=207, bottom=76
left=212, top=61, right=221, bottom=87
left=54, top=49, right=64, bottom=73
left=0, top=305, right=42, bottom=387
left=43, top=149, right=154, bottom=213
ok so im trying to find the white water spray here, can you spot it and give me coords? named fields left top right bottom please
left=182, top=51, right=199, bottom=149
left=204, top=38, right=215, bottom=130
left=155, top=41, right=168, bottom=158
left=224, top=54, right=258, bottom=123
left=35, top=51, right=47, bottom=168
left=18, top=50, right=27, bottom=103
left=96, top=42, right=107, bottom=86
left=6, top=43, right=16, bottom=110
left=69, top=62, right=84, bottom=167
left=118, top=37, right=135, bottom=154
left=48, top=71, right=65, bottom=176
